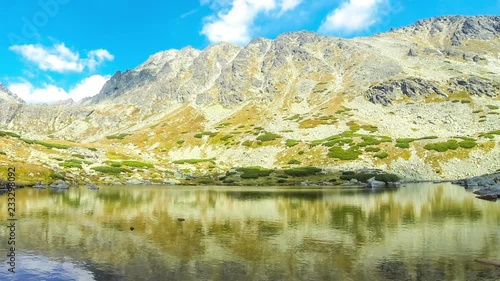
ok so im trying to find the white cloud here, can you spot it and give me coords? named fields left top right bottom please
left=280, top=0, right=302, bottom=13
left=201, top=0, right=303, bottom=45
left=319, top=0, right=389, bottom=35
left=8, top=75, right=109, bottom=104
left=9, top=43, right=114, bottom=73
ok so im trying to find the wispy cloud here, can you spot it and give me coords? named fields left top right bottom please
left=319, top=0, right=390, bottom=35
left=9, top=43, right=114, bottom=73
left=180, top=8, right=199, bottom=19
left=8, top=75, right=109, bottom=104
left=201, top=0, right=303, bottom=45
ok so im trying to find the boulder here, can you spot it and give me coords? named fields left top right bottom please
left=366, top=177, right=386, bottom=188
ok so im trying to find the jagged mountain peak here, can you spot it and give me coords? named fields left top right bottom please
left=0, top=82, right=24, bottom=104
left=392, top=15, right=500, bottom=45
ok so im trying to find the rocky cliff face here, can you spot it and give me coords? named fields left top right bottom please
left=0, top=16, right=499, bottom=183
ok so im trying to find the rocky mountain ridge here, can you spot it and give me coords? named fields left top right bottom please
left=0, top=15, right=499, bottom=184
left=0, top=83, right=24, bottom=104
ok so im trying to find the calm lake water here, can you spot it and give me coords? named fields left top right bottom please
left=0, top=183, right=499, bottom=281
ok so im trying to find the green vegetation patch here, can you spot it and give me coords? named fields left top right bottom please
left=30, top=140, right=70, bottom=149
left=364, top=147, right=381, bottom=152
left=59, top=162, right=82, bottom=169
left=106, top=133, right=131, bottom=140
left=177, top=140, right=185, bottom=145
left=327, top=147, right=362, bottom=160
left=486, top=105, right=499, bottom=110
left=358, top=136, right=382, bottom=147
left=242, top=140, right=253, bottom=147
left=71, top=154, right=85, bottom=159
left=287, top=159, right=302, bottom=165
left=220, top=135, right=233, bottom=141
left=340, top=173, right=400, bottom=183
left=284, top=166, right=322, bottom=177
left=285, top=139, right=299, bottom=147
left=458, top=140, right=477, bottom=149
left=423, top=140, right=459, bottom=152
left=347, top=121, right=360, bottom=131
left=0, top=131, right=21, bottom=138
left=256, top=132, right=282, bottom=142
left=92, top=166, right=130, bottom=174
left=236, top=166, right=273, bottom=179
left=173, top=158, right=216, bottom=165
left=395, top=136, right=438, bottom=149
left=360, top=125, right=378, bottom=133
left=195, top=132, right=218, bottom=138
left=121, top=161, right=154, bottom=168
left=285, top=114, right=301, bottom=121
left=374, top=152, right=389, bottom=159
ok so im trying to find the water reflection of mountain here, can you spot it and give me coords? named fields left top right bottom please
left=0, top=184, right=499, bottom=280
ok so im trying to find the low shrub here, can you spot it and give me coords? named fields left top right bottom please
left=284, top=167, right=322, bottom=177
left=92, top=166, right=130, bottom=174
left=364, top=147, right=381, bottom=152
left=287, top=159, right=302, bottom=165
left=0, top=131, right=20, bottom=138
left=256, top=132, right=281, bottom=142
left=285, top=139, right=299, bottom=147
left=177, top=140, right=185, bottom=145
left=236, top=167, right=273, bottom=179
left=220, top=135, right=233, bottom=141
left=194, top=132, right=218, bottom=138
left=59, top=162, right=82, bottom=169
left=458, top=140, right=477, bottom=149
left=122, top=161, right=154, bottom=168
left=242, top=140, right=253, bottom=147
left=34, top=141, right=70, bottom=149
left=423, top=140, right=459, bottom=152
left=72, top=154, right=85, bottom=159
left=374, top=152, right=389, bottom=159
left=361, top=125, right=378, bottom=133
left=340, top=173, right=400, bottom=183
left=327, top=147, right=361, bottom=160
left=486, top=105, right=499, bottom=110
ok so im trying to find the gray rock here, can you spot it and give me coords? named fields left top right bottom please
left=407, top=48, right=417, bottom=56
left=365, top=177, right=386, bottom=188
left=367, top=78, right=448, bottom=105
left=449, top=76, right=499, bottom=97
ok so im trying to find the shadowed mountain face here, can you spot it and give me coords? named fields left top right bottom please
left=0, top=16, right=499, bottom=183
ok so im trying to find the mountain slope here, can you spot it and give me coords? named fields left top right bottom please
left=0, top=15, right=499, bottom=184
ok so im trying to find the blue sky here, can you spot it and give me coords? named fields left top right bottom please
left=0, top=0, right=498, bottom=103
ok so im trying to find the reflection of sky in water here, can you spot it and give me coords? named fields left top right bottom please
left=0, top=254, right=95, bottom=281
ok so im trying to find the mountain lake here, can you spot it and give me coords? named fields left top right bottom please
left=0, top=183, right=499, bottom=281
